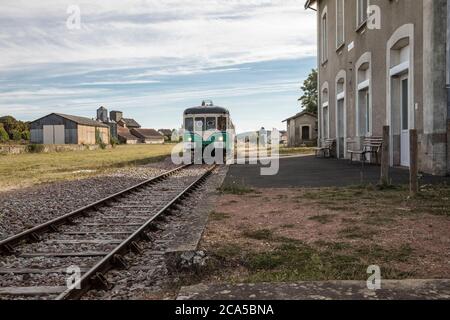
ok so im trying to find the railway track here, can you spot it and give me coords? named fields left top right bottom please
left=0, top=164, right=216, bottom=300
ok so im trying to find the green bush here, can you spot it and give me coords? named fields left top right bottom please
left=0, top=126, right=9, bottom=142
left=110, top=136, right=120, bottom=148
left=27, top=144, right=45, bottom=153
left=11, top=130, right=22, bottom=141
left=95, top=128, right=107, bottom=149
left=22, top=131, right=30, bottom=141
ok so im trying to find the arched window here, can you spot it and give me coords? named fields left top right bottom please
left=321, top=82, right=330, bottom=139
left=355, top=52, right=372, bottom=137
left=335, top=70, right=346, bottom=158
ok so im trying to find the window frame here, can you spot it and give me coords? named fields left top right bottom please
left=335, top=0, right=345, bottom=49
left=356, top=0, right=369, bottom=30
left=321, top=7, right=328, bottom=64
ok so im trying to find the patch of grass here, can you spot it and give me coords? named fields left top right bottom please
left=280, top=224, right=295, bottom=229
left=26, top=144, right=45, bottom=153
left=242, top=242, right=368, bottom=282
left=279, top=147, right=315, bottom=156
left=242, top=229, right=274, bottom=241
left=209, top=211, right=231, bottom=221
left=0, top=144, right=175, bottom=190
left=338, top=226, right=378, bottom=239
left=362, top=213, right=396, bottom=226
left=356, top=244, right=413, bottom=264
left=213, top=244, right=242, bottom=260
left=219, top=182, right=254, bottom=195
left=241, top=240, right=414, bottom=282
left=308, top=214, right=335, bottom=224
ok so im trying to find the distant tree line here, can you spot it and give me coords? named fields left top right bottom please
left=0, top=116, right=31, bottom=143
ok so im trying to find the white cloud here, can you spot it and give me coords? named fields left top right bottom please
left=0, top=0, right=316, bottom=73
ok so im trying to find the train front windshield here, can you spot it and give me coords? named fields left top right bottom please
left=185, top=118, right=194, bottom=132
left=185, top=116, right=227, bottom=131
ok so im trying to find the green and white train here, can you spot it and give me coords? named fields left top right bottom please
left=183, top=100, right=235, bottom=160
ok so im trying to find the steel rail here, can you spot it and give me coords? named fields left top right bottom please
left=56, top=164, right=216, bottom=300
left=0, top=164, right=191, bottom=254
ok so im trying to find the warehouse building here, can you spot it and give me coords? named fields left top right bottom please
left=30, top=113, right=110, bottom=145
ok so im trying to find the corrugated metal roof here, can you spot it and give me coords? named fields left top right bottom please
left=30, top=113, right=109, bottom=128
left=120, top=118, right=141, bottom=128
left=54, top=113, right=109, bottom=127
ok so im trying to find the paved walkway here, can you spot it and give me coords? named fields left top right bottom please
left=224, top=155, right=450, bottom=188
left=177, top=280, right=450, bottom=300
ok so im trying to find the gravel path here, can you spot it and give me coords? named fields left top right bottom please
left=0, top=159, right=177, bottom=240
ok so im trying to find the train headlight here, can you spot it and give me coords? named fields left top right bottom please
left=218, top=136, right=224, bottom=142
left=188, top=137, right=192, bottom=142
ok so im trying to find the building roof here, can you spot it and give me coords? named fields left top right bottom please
left=131, top=128, right=164, bottom=139
left=120, top=118, right=141, bottom=128
left=117, top=127, right=138, bottom=141
left=282, top=110, right=317, bottom=123
left=31, top=113, right=109, bottom=128
left=184, top=105, right=229, bottom=115
left=158, top=129, right=173, bottom=136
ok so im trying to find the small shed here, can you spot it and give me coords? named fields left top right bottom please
left=30, top=113, right=110, bottom=145
left=130, top=128, right=164, bottom=144
left=283, top=111, right=318, bottom=147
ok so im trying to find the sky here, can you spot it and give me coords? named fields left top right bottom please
left=0, top=0, right=317, bottom=133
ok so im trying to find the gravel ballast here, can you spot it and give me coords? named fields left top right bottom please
left=0, top=161, right=177, bottom=240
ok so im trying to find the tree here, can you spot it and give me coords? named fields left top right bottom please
left=0, top=125, right=9, bottom=142
left=298, top=69, right=318, bottom=114
left=0, top=116, right=30, bottom=141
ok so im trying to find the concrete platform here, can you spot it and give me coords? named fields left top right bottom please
left=225, top=155, right=450, bottom=188
left=177, top=280, right=450, bottom=300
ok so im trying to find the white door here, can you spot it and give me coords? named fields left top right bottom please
left=43, top=125, right=54, bottom=144
left=400, top=76, right=410, bottom=167
left=54, top=125, right=65, bottom=144
left=43, top=125, right=65, bottom=144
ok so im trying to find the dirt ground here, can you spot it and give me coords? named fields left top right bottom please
left=199, top=184, right=450, bottom=283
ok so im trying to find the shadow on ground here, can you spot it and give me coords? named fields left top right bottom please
left=224, top=155, right=450, bottom=188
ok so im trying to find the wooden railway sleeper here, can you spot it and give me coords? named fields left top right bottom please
left=91, top=272, right=113, bottom=291
left=129, top=241, right=143, bottom=254
left=28, top=232, right=41, bottom=243
left=112, top=254, right=129, bottom=269
left=0, top=244, right=16, bottom=255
